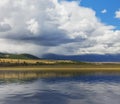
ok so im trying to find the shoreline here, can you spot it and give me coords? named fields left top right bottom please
left=0, top=65, right=120, bottom=79
left=0, top=64, right=120, bottom=72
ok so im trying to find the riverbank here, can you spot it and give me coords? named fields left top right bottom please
left=0, top=64, right=120, bottom=72
left=0, top=64, right=120, bottom=79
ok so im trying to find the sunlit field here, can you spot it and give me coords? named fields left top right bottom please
left=0, top=58, right=120, bottom=72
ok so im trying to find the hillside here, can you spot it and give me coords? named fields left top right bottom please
left=0, top=53, right=39, bottom=60
left=0, top=53, right=77, bottom=67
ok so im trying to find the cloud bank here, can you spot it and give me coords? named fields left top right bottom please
left=0, top=0, right=120, bottom=56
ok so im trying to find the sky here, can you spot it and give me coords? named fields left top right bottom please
left=0, top=0, right=120, bottom=56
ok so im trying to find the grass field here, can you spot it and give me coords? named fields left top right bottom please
left=0, top=58, right=120, bottom=72
left=0, top=63, right=120, bottom=71
left=0, top=58, right=74, bottom=65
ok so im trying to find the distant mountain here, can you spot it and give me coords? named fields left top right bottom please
left=0, top=53, right=39, bottom=59
left=42, top=53, right=120, bottom=62
left=2, top=52, right=120, bottom=62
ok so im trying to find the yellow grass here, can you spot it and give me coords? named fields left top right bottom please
left=0, top=58, right=120, bottom=72
left=0, top=64, right=120, bottom=72
left=0, top=58, right=73, bottom=64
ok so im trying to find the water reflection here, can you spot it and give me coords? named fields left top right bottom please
left=0, top=72, right=120, bottom=104
left=0, top=71, right=81, bottom=80
left=0, top=70, right=120, bottom=80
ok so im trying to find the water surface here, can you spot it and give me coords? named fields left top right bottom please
left=0, top=74, right=120, bottom=104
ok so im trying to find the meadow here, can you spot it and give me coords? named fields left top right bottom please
left=0, top=58, right=120, bottom=72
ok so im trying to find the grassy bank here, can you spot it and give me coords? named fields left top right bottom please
left=0, top=58, right=120, bottom=72
left=0, top=64, right=120, bottom=72
left=0, top=63, right=120, bottom=79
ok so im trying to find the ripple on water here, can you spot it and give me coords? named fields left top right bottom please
left=0, top=75, right=120, bottom=104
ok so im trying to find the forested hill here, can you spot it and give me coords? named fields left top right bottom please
left=0, top=53, right=39, bottom=59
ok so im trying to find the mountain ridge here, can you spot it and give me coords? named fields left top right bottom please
left=1, top=52, right=120, bottom=62
left=42, top=53, right=120, bottom=62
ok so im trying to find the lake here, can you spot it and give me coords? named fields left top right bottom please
left=0, top=73, right=120, bottom=104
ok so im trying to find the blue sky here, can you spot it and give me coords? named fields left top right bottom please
left=81, top=0, right=120, bottom=29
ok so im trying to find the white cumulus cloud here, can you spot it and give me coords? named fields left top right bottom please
left=26, top=19, right=40, bottom=35
left=115, top=9, right=120, bottom=19
left=101, top=9, right=107, bottom=14
left=0, top=0, right=119, bottom=56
